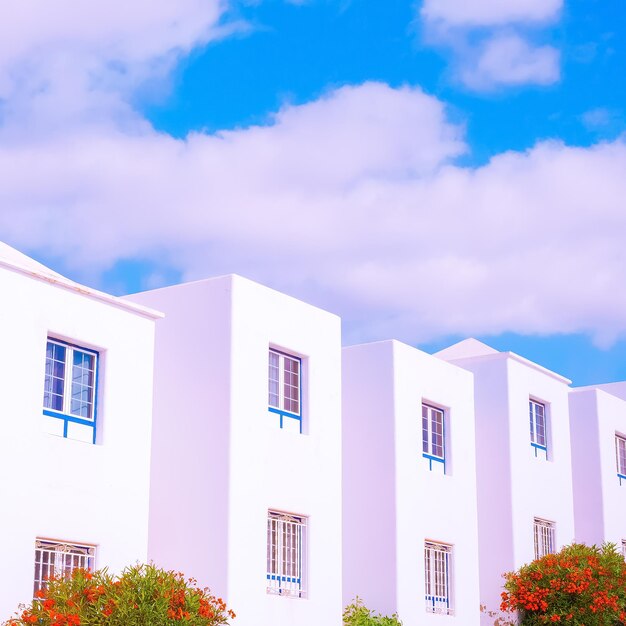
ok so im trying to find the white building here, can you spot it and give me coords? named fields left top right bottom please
left=569, top=383, right=626, bottom=553
left=5, top=240, right=626, bottom=626
left=342, top=340, right=481, bottom=625
left=0, top=243, right=160, bottom=619
left=127, top=275, right=344, bottom=626
left=436, top=339, right=576, bottom=623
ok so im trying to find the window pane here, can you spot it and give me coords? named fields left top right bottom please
left=268, top=351, right=280, bottom=408
left=70, top=350, right=95, bottom=419
left=43, top=342, right=65, bottom=411
left=422, top=405, right=429, bottom=454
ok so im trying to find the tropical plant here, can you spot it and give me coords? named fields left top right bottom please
left=343, top=597, right=402, bottom=626
left=4, top=563, right=235, bottom=626
left=500, top=542, right=626, bottom=625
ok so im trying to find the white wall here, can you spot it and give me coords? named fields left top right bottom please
left=570, top=388, right=626, bottom=548
left=0, top=264, right=157, bottom=619
left=129, top=274, right=344, bottom=626
left=343, top=340, right=481, bottom=626
left=441, top=351, right=575, bottom=624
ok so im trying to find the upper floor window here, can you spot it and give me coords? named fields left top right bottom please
left=422, top=403, right=445, bottom=470
left=266, top=511, right=306, bottom=598
left=533, top=518, right=555, bottom=559
left=424, top=541, right=453, bottom=615
left=529, top=399, right=547, bottom=456
left=616, top=434, right=626, bottom=480
left=43, top=339, right=98, bottom=443
left=268, top=349, right=302, bottom=431
left=34, top=539, right=95, bottom=597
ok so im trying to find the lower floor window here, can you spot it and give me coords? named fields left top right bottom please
left=266, top=511, right=306, bottom=598
left=621, top=540, right=626, bottom=560
left=424, top=541, right=453, bottom=615
left=534, top=518, right=556, bottom=559
left=34, top=539, right=96, bottom=596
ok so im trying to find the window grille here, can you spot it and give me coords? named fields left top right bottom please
left=616, top=435, right=626, bottom=477
left=534, top=518, right=555, bottom=559
left=424, top=541, right=453, bottom=615
left=44, top=339, right=97, bottom=421
left=266, top=511, right=306, bottom=598
left=34, top=540, right=95, bottom=596
left=422, top=404, right=445, bottom=461
left=529, top=399, right=547, bottom=450
left=621, top=540, right=626, bottom=560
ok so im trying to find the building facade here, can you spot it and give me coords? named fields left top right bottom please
left=342, top=340, right=481, bottom=626
left=570, top=384, right=626, bottom=552
left=127, top=275, right=344, bottom=626
left=2, top=242, right=626, bottom=626
left=436, top=339, right=577, bottom=624
left=0, top=243, right=160, bottom=619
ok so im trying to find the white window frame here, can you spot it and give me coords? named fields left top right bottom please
left=268, top=349, right=301, bottom=417
left=34, top=539, right=96, bottom=597
left=616, top=434, right=626, bottom=478
left=43, top=338, right=98, bottom=421
left=424, top=541, right=453, bottom=615
left=266, top=511, right=306, bottom=598
left=422, top=403, right=445, bottom=462
left=529, top=399, right=547, bottom=453
left=621, top=540, right=626, bottom=560
left=533, top=518, right=555, bottom=559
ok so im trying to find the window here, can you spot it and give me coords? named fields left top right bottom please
left=43, top=339, right=98, bottom=442
left=534, top=518, right=555, bottom=559
left=34, top=540, right=95, bottom=597
left=621, top=540, right=626, bottom=560
left=529, top=399, right=547, bottom=455
left=424, top=541, right=453, bottom=615
left=616, top=435, right=626, bottom=479
left=266, top=511, right=306, bottom=598
left=268, top=349, right=302, bottom=430
left=422, top=404, right=445, bottom=468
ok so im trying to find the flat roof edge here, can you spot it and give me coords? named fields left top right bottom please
left=0, top=258, right=164, bottom=320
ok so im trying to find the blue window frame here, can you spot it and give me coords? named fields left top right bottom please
left=422, top=403, right=445, bottom=469
left=529, top=399, right=547, bottom=456
left=616, top=434, right=626, bottom=484
left=43, top=339, right=98, bottom=442
left=268, top=349, right=302, bottom=432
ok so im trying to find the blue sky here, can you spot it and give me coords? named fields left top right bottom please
left=0, top=0, right=625, bottom=386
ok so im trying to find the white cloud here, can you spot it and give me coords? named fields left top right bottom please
left=0, top=1, right=624, bottom=347
left=421, top=0, right=562, bottom=28
left=460, top=34, right=560, bottom=90
left=2, top=72, right=626, bottom=346
left=419, top=0, right=563, bottom=91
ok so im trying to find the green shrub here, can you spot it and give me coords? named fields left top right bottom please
left=4, top=563, right=235, bottom=625
left=343, top=597, right=402, bottom=626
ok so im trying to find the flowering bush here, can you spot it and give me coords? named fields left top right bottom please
left=343, top=597, right=402, bottom=626
left=4, top=564, right=236, bottom=626
left=500, top=543, right=626, bottom=625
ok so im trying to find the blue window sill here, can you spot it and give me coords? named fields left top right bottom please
left=618, top=473, right=626, bottom=485
left=423, top=452, right=445, bottom=472
left=43, top=409, right=96, bottom=443
left=268, top=407, right=302, bottom=433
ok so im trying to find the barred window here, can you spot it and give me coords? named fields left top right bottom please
left=616, top=435, right=626, bottom=477
left=534, top=518, right=555, bottom=559
left=424, top=541, right=453, bottom=615
left=266, top=511, right=306, bottom=598
left=422, top=404, right=445, bottom=461
left=529, top=399, right=547, bottom=450
left=34, top=540, right=95, bottom=596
